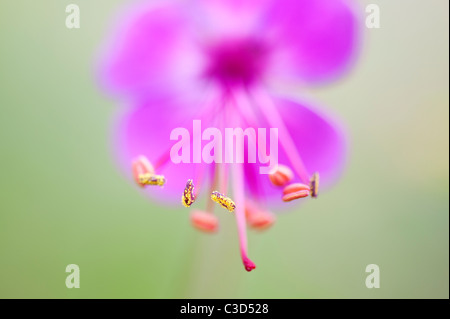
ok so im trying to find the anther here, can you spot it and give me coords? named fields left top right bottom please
left=139, top=173, right=166, bottom=186
left=211, top=191, right=236, bottom=212
left=310, top=172, right=319, bottom=198
left=282, top=183, right=310, bottom=202
left=269, top=164, right=294, bottom=187
left=190, top=210, right=219, bottom=233
left=245, top=203, right=276, bottom=230
left=182, top=179, right=196, bottom=207
left=132, top=156, right=154, bottom=187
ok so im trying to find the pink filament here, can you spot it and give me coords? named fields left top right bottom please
left=250, top=88, right=310, bottom=184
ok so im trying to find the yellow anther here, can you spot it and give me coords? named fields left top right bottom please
left=139, top=173, right=166, bottom=186
left=310, top=172, right=319, bottom=198
left=211, top=191, right=236, bottom=213
left=132, top=156, right=155, bottom=187
left=182, top=179, right=196, bottom=207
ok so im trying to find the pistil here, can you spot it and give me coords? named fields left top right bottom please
left=232, top=162, right=256, bottom=272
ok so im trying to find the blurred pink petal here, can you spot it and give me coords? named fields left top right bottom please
left=264, top=0, right=360, bottom=83
left=98, top=2, right=205, bottom=97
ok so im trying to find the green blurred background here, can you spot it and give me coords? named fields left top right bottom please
left=0, top=0, right=448, bottom=298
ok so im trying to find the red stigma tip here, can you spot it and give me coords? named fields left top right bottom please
left=243, top=257, right=256, bottom=272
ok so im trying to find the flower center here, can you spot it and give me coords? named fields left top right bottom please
left=204, top=38, right=268, bottom=87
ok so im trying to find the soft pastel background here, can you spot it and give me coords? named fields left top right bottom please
left=0, top=0, right=448, bottom=298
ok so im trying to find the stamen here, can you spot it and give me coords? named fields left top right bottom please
left=282, top=183, right=310, bottom=202
left=220, top=163, right=229, bottom=195
left=211, top=191, right=236, bottom=213
left=190, top=210, right=219, bottom=233
left=139, top=173, right=166, bottom=187
left=205, top=164, right=219, bottom=213
left=182, top=179, right=196, bottom=207
left=245, top=203, right=276, bottom=231
left=310, top=172, right=320, bottom=198
left=193, top=164, right=206, bottom=199
left=153, top=150, right=172, bottom=171
left=250, top=89, right=311, bottom=184
left=269, top=164, right=294, bottom=187
left=132, top=156, right=154, bottom=187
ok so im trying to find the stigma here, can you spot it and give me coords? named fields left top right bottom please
left=211, top=191, right=236, bottom=212
left=243, top=256, right=256, bottom=272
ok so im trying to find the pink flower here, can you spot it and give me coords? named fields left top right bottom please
left=98, top=0, right=360, bottom=272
